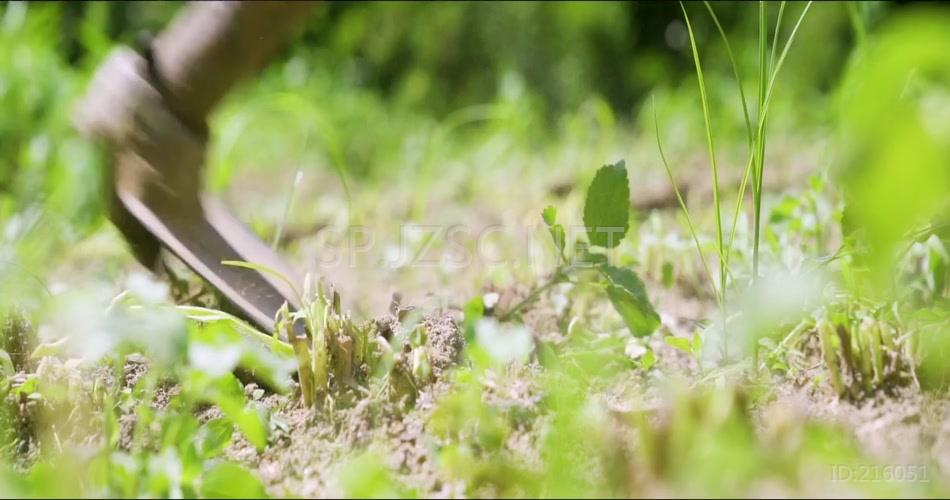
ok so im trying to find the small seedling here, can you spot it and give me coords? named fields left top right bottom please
left=665, top=333, right=703, bottom=362
left=501, top=160, right=660, bottom=338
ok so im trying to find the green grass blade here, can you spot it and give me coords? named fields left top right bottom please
left=725, top=154, right=756, bottom=267
left=769, top=2, right=787, bottom=73
left=752, top=1, right=769, bottom=281
left=763, top=2, right=813, bottom=112
left=846, top=2, right=867, bottom=53
left=752, top=1, right=813, bottom=280
left=703, top=1, right=753, bottom=146
left=703, top=1, right=756, bottom=271
left=176, top=305, right=295, bottom=359
left=680, top=2, right=727, bottom=311
left=221, top=259, right=302, bottom=305
left=272, top=169, right=304, bottom=250
left=653, top=99, right=718, bottom=301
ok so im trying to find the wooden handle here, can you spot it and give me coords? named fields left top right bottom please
left=151, top=1, right=318, bottom=133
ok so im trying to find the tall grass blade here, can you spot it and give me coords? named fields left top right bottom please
left=680, top=2, right=726, bottom=278
left=272, top=169, right=304, bottom=250
left=703, top=1, right=756, bottom=270
left=681, top=0, right=729, bottom=355
left=652, top=100, right=718, bottom=302
left=752, top=1, right=813, bottom=279
left=703, top=2, right=753, bottom=145
left=752, top=1, right=769, bottom=282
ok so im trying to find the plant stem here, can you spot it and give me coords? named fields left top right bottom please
left=653, top=101, right=718, bottom=302
left=681, top=2, right=728, bottom=357
left=272, top=169, right=304, bottom=250
left=499, top=268, right=566, bottom=321
left=752, top=1, right=768, bottom=284
left=753, top=1, right=812, bottom=282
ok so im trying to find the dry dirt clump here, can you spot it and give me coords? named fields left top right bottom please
left=421, top=313, right=465, bottom=378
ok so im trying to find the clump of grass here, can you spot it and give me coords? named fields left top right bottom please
left=274, top=274, right=446, bottom=409
left=1, top=307, right=36, bottom=373
left=771, top=300, right=915, bottom=399
left=0, top=308, right=39, bottom=462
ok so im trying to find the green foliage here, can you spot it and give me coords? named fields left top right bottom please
left=199, top=462, right=267, bottom=499
left=0, top=279, right=290, bottom=498
left=913, top=307, right=950, bottom=391
left=337, top=452, right=416, bottom=499
left=665, top=332, right=703, bottom=360
left=837, top=9, right=950, bottom=286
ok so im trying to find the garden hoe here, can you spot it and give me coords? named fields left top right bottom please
left=75, top=2, right=317, bottom=339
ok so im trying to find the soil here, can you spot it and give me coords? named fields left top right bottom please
left=210, top=299, right=950, bottom=497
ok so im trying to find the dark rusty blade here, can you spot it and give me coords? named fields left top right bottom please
left=117, top=189, right=302, bottom=339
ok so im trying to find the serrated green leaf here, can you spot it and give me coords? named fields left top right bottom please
left=602, top=265, right=660, bottom=337
left=199, top=462, right=267, bottom=499
left=583, top=161, right=630, bottom=249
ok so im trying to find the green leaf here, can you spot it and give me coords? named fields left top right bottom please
left=338, top=452, right=413, bottom=499
left=583, top=161, right=630, bottom=249
left=769, top=196, right=800, bottom=224
left=541, top=205, right=557, bottom=226
left=0, top=349, right=13, bottom=378
left=661, top=261, right=674, bottom=288
left=463, top=297, right=484, bottom=343
left=204, top=374, right=269, bottom=451
left=178, top=306, right=294, bottom=360
left=926, top=235, right=948, bottom=297
left=197, top=419, right=234, bottom=459
left=199, top=462, right=267, bottom=499
left=638, top=349, right=657, bottom=371
left=541, top=206, right=567, bottom=260
left=664, top=336, right=692, bottom=353
left=602, top=265, right=660, bottom=337
left=160, top=414, right=200, bottom=450
left=186, top=320, right=295, bottom=394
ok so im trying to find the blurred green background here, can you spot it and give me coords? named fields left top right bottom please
left=2, top=2, right=950, bottom=497
left=0, top=0, right=877, bottom=217
left=1, top=0, right=946, bottom=303
left=0, top=1, right=886, bottom=291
